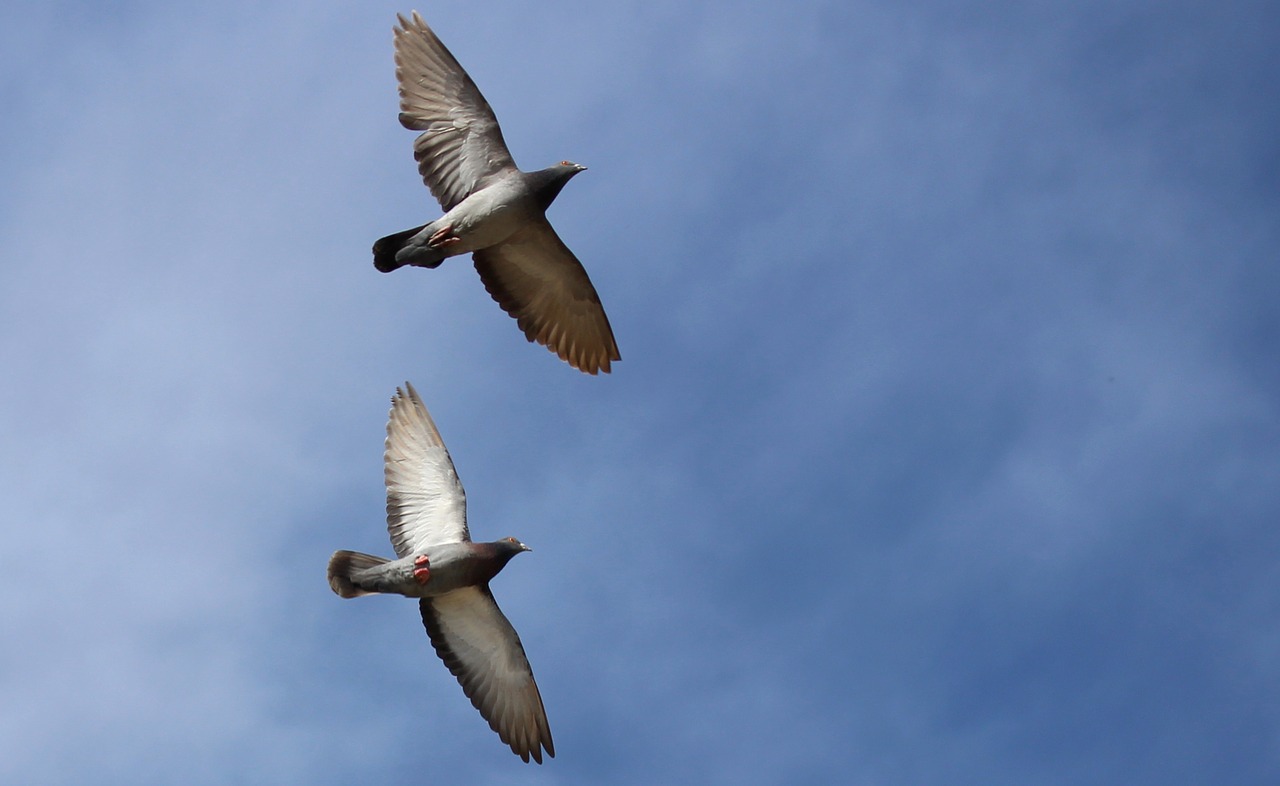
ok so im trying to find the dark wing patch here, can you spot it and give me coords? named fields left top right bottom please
left=419, top=588, right=554, bottom=763
left=472, top=221, right=620, bottom=375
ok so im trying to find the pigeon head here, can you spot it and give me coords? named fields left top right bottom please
left=487, top=536, right=532, bottom=564
left=529, top=161, right=587, bottom=210
left=477, top=537, right=528, bottom=575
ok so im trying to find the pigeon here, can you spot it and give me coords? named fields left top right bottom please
left=373, top=12, right=620, bottom=375
left=327, top=382, right=554, bottom=764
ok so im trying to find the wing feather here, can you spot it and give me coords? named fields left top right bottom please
left=394, top=12, right=517, bottom=211
left=385, top=382, right=469, bottom=556
left=472, top=221, right=620, bottom=375
left=419, top=588, right=554, bottom=763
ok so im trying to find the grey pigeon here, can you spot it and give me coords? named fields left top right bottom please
left=373, top=12, right=620, bottom=375
left=327, top=382, right=554, bottom=764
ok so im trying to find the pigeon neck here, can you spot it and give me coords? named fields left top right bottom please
left=531, top=167, right=577, bottom=211
left=475, top=539, right=525, bottom=579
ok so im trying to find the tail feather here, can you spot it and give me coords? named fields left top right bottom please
left=373, top=224, right=437, bottom=272
left=327, top=550, right=391, bottom=598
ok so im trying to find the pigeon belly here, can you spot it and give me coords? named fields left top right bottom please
left=351, top=542, right=486, bottom=598
left=436, top=180, right=536, bottom=253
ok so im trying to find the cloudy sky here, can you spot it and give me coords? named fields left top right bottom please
left=3, top=0, right=1278, bottom=783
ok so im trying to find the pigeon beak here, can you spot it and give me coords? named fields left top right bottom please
left=520, top=542, right=533, bottom=552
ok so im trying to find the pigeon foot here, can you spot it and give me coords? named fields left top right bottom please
left=428, top=225, right=460, bottom=248
left=413, top=554, right=431, bottom=584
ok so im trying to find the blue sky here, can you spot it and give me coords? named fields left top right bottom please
left=2, top=1, right=1278, bottom=783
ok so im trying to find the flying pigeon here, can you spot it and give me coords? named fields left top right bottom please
left=327, top=382, right=554, bottom=763
left=373, top=12, right=620, bottom=375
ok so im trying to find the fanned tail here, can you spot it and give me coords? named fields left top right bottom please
left=327, top=550, right=391, bottom=598
left=373, top=224, right=447, bottom=272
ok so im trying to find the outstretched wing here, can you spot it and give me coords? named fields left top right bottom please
left=394, top=12, right=517, bottom=211
left=473, top=220, right=620, bottom=375
left=420, top=588, right=555, bottom=764
left=385, top=382, right=469, bottom=556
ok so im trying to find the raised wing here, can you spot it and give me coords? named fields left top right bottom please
left=472, top=220, right=621, bottom=375
left=420, top=588, right=555, bottom=764
left=394, top=12, right=517, bottom=211
left=385, top=382, right=469, bottom=557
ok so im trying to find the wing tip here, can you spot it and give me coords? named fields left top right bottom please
left=395, top=10, right=426, bottom=33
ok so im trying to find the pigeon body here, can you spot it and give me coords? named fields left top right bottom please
left=327, top=382, right=554, bottom=764
left=376, top=166, right=580, bottom=270
left=328, top=540, right=526, bottom=599
left=374, top=12, right=620, bottom=375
